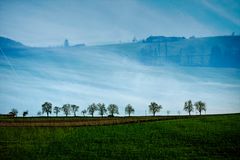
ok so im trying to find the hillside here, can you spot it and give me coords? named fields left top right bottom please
left=95, top=35, right=240, bottom=67
left=0, top=36, right=240, bottom=115
left=1, top=35, right=240, bottom=67
left=0, top=36, right=25, bottom=49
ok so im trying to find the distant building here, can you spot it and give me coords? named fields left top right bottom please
left=189, top=36, right=196, bottom=39
left=72, top=43, right=85, bottom=47
left=145, top=36, right=185, bottom=43
left=64, top=39, right=69, bottom=47
left=132, top=37, right=137, bottom=43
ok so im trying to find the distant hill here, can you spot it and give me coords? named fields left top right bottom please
left=145, top=35, right=186, bottom=43
left=140, top=35, right=240, bottom=67
left=0, top=35, right=240, bottom=67
left=96, top=35, right=240, bottom=68
left=0, top=36, right=25, bottom=48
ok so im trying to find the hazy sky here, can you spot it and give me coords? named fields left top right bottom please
left=0, top=0, right=239, bottom=46
left=1, top=46, right=240, bottom=116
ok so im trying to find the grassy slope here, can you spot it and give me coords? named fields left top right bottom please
left=0, top=114, right=239, bottom=159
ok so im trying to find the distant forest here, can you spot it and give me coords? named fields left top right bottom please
left=139, top=35, right=240, bottom=67
left=1, top=35, right=240, bottom=68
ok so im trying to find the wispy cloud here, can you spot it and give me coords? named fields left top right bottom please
left=0, top=0, right=239, bottom=46
left=201, top=0, right=240, bottom=26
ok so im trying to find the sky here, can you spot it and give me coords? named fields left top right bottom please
left=0, top=0, right=239, bottom=46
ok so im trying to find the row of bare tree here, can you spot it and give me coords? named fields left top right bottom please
left=41, top=102, right=134, bottom=117
left=184, top=100, right=207, bottom=115
left=7, top=100, right=206, bottom=117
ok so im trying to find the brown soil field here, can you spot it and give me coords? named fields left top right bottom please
left=0, top=116, right=192, bottom=127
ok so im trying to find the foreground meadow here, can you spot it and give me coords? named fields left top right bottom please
left=0, top=114, right=239, bottom=159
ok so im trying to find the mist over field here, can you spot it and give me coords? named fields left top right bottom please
left=0, top=40, right=239, bottom=116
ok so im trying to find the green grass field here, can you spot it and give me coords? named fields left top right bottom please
left=0, top=114, right=239, bottom=159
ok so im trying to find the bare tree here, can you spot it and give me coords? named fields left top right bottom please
left=62, top=104, right=71, bottom=116
left=184, top=100, right=193, bottom=115
left=149, top=102, right=162, bottom=116
left=107, top=104, right=119, bottom=117
left=23, top=110, right=28, bottom=117
left=53, top=106, right=61, bottom=116
left=81, top=109, right=87, bottom=117
left=42, top=102, right=52, bottom=117
left=71, top=104, right=79, bottom=116
left=125, top=104, right=135, bottom=117
left=97, top=103, right=107, bottom=117
left=9, top=108, right=18, bottom=117
left=194, top=101, right=206, bottom=115
left=87, top=103, right=98, bottom=117
left=37, top=111, right=41, bottom=116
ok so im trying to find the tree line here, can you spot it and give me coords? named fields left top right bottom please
left=183, top=100, right=206, bottom=115
left=41, top=102, right=133, bottom=117
left=7, top=100, right=206, bottom=117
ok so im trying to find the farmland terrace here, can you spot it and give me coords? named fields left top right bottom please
left=0, top=113, right=238, bottom=127
left=0, top=113, right=239, bottom=159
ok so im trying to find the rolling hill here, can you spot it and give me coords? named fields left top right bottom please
left=0, top=36, right=240, bottom=115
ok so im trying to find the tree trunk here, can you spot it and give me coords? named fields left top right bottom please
left=189, top=112, right=191, bottom=116
left=200, top=111, right=201, bottom=115
left=153, top=112, right=155, bottom=116
left=129, top=113, right=130, bottom=117
left=47, top=112, right=49, bottom=117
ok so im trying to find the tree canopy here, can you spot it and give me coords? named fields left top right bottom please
left=53, top=106, right=61, bottom=116
left=87, top=103, right=98, bottom=117
left=184, top=100, right=193, bottom=115
left=97, top=103, right=107, bottom=117
left=42, top=102, right=52, bottom=117
left=194, top=101, right=206, bottom=115
left=62, top=104, right=71, bottom=116
left=9, top=108, right=18, bottom=117
left=81, top=109, right=87, bottom=117
left=149, top=102, right=162, bottom=116
left=125, top=104, right=135, bottom=116
left=107, top=104, right=119, bottom=116
left=23, top=110, right=28, bottom=117
left=71, top=104, right=79, bottom=117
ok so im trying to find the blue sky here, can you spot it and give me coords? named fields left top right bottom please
left=0, top=0, right=239, bottom=46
